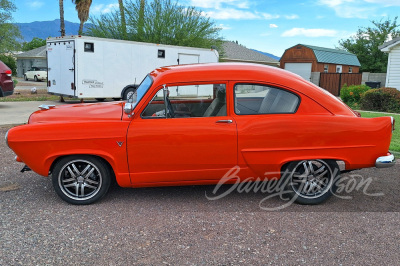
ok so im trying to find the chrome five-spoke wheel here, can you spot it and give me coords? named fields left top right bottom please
left=285, top=160, right=339, bottom=205
left=52, top=156, right=111, bottom=205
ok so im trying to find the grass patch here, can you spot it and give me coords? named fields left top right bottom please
left=359, top=111, right=400, bottom=153
left=0, top=89, right=60, bottom=102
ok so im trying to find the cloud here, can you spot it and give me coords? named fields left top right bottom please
left=204, top=9, right=260, bottom=19
left=282, top=28, right=338, bottom=37
left=269, top=24, right=278, bottom=28
left=189, top=0, right=250, bottom=9
left=91, top=4, right=119, bottom=15
left=285, top=15, right=299, bottom=20
left=262, top=13, right=280, bottom=20
left=27, top=1, right=44, bottom=9
left=364, top=0, right=400, bottom=6
left=318, top=0, right=375, bottom=18
left=218, top=24, right=232, bottom=30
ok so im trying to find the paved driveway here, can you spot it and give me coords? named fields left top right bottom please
left=0, top=101, right=62, bottom=125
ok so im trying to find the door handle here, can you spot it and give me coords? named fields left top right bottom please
left=216, top=120, right=233, bottom=124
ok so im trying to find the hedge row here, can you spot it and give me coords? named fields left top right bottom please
left=340, top=84, right=400, bottom=113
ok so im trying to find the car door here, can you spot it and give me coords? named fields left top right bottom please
left=127, top=82, right=238, bottom=185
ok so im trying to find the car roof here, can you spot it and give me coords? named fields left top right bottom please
left=149, top=63, right=355, bottom=116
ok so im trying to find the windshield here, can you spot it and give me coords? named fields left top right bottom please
left=130, top=75, right=153, bottom=106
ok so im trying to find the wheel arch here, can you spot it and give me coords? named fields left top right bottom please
left=280, top=157, right=347, bottom=173
left=48, top=153, right=116, bottom=181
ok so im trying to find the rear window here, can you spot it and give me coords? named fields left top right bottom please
left=234, top=84, right=300, bottom=115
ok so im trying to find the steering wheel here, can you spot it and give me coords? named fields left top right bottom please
left=165, top=97, right=175, bottom=118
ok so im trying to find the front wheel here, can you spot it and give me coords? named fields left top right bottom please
left=52, top=156, right=112, bottom=205
left=283, top=160, right=340, bottom=205
left=34, top=75, right=38, bottom=82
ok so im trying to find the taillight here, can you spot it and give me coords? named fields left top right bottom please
left=48, top=80, right=51, bottom=87
left=5, top=70, right=12, bottom=77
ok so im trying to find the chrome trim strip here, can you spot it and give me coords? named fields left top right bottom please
left=375, top=153, right=396, bottom=168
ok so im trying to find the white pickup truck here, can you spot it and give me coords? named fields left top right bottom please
left=24, top=67, right=47, bottom=82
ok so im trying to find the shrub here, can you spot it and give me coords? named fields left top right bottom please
left=340, top=84, right=371, bottom=106
left=0, top=54, right=17, bottom=75
left=360, top=87, right=400, bottom=113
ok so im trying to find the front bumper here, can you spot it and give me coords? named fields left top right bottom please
left=375, top=153, right=396, bottom=168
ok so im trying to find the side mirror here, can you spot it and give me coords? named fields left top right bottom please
left=124, top=102, right=134, bottom=117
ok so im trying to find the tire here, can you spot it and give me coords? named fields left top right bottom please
left=52, top=155, right=112, bottom=205
left=283, top=159, right=340, bottom=205
left=123, top=86, right=136, bottom=100
left=24, top=75, right=28, bottom=81
left=95, top=98, right=105, bottom=102
left=34, top=75, right=38, bottom=82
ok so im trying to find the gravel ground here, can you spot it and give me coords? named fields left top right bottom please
left=1, top=125, right=399, bottom=265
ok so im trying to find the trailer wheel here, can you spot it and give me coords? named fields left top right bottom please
left=123, top=86, right=137, bottom=100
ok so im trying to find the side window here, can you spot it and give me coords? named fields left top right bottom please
left=234, top=84, right=299, bottom=115
left=142, top=84, right=226, bottom=118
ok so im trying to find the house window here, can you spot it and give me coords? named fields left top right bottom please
left=336, top=65, right=342, bottom=73
left=158, top=49, right=165, bottom=58
left=349, top=67, right=353, bottom=73
left=324, top=64, right=328, bottom=73
left=84, top=42, right=94, bottom=52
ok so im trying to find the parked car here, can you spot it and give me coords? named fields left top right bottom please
left=24, top=67, right=47, bottom=82
left=6, top=63, right=395, bottom=205
left=0, top=60, right=14, bottom=97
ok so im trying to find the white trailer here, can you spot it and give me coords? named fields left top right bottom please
left=46, top=36, right=219, bottom=100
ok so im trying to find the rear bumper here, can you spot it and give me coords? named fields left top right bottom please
left=375, top=153, right=396, bottom=168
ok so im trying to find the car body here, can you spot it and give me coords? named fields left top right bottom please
left=0, top=60, right=14, bottom=97
left=24, top=67, right=47, bottom=82
left=6, top=63, right=395, bottom=205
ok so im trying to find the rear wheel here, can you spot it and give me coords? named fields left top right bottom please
left=283, top=160, right=339, bottom=205
left=52, top=156, right=111, bottom=205
left=24, top=75, right=28, bottom=81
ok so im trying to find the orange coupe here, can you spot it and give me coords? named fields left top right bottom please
left=6, top=63, right=395, bottom=205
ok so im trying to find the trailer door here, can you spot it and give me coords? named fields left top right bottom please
left=47, top=41, right=75, bottom=96
left=178, top=53, right=199, bottom=65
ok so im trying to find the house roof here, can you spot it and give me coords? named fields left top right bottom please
left=285, top=44, right=361, bottom=66
left=15, top=46, right=46, bottom=59
left=379, top=37, right=400, bottom=52
left=221, top=41, right=279, bottom=66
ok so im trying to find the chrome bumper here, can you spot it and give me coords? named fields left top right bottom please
left=375, top=153, right=396, bottom=168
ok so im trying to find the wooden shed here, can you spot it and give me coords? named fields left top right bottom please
left=380, top=37, right=400, bottom=90
left=280, top=44, right=360, bottom=81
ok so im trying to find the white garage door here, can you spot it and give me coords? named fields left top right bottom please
left=284, top=63, right=312, bottom=81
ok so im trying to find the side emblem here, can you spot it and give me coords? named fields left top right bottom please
left=117, top=141, right=124, bottom=147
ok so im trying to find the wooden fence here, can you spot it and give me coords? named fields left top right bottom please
left=319, top=73, right=362, bottom=96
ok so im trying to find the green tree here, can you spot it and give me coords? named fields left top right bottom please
left=86, top=0, right=222, bottom=49
left=0, top=0, right=21, bottom=53
left=339, top=17, right=400, bottom=73
left=72, top=0, right=93, bottom=35
left=0, top=54, right=16, bottom=74
left=21, top=37, right=46, bottom=51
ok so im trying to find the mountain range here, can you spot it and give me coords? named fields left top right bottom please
left=15, top=19, right=90, bottom=42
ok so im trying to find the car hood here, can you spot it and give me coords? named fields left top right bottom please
left=28, top=102, right=124, bottom=124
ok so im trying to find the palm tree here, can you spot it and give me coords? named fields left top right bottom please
left=59, top=0, right=65, bottom=36
left=72, top=0, right=93, bottom=35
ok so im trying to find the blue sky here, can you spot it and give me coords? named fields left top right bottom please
left=12, top=0, right=400, bottom=57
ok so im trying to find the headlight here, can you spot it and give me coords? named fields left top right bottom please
left=5, top=129, right=9, bottom=148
